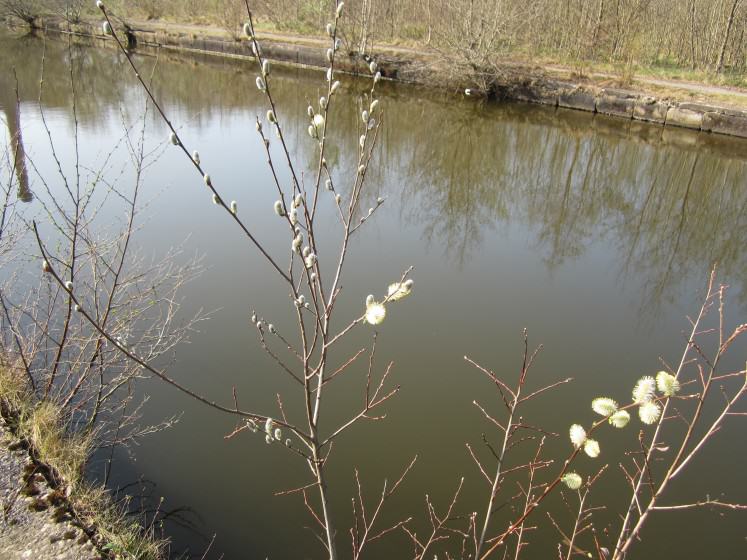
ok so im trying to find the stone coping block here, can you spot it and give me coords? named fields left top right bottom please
left=596, top=92, right=636, bottom=118
left=679, top=102, right=747, bottom=119
left=702, top=112, right=747, bottom=138
left=509, top=79, right=560, bottom=106
left=558, top=88, right=597, bottom=112
left=633, top=98, right=669, bottom=124
left=665, top=106, right=704, bottom=130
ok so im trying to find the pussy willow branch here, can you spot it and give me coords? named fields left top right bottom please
left=610, top=270, right=715, bottom=559
left=242, top=2, right=398, bottom=558
left=94, top=3, right=409, bottom=559
left=612, top=310, right=746, bottom=556
left=98, top=5, right=291, bottom=286
left=242, top=2, right=302, bottom=197
left=478, top=389, right=672, bottom=559
left=242, top=3, right=333, bottom=338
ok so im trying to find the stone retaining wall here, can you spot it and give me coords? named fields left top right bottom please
left=501, top=80, right=747, bottom=139
left=19, top=17, right=747, bottom=140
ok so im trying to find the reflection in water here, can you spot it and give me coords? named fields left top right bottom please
left=2, top=30, right=744, bottom=312
left=0, top=70, right=32, bottom=203
left=377, top=97, right=747, bottom=308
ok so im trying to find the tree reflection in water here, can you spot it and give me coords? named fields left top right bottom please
left=2, top=28, right=745, bottom=312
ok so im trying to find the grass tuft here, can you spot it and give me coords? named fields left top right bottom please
left=0, top=364, right=167, bottom=560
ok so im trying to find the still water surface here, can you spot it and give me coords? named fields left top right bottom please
left=1, top=30, right=746, bottom=559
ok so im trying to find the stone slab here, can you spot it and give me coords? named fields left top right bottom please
left=633, top=98, right=669, bottom=123
left=702, top=112, right=747, bottom=138
left=665, top=106, right=704, bottom=129
left=558, top=88, right=597, bottom=112
left=511, top=80, right=560, bottom=106
left=596, top=93, right=636, bottom=118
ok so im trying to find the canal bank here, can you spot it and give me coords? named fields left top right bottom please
left=0, top=365, right=165, bottom=560
left=7, top=15, right=747, bottom=140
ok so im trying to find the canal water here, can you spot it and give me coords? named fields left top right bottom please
left=1, top=29, right=746, bottom=559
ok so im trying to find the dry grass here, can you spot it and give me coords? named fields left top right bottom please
left=0, top=364, right=167, bottom=560
left=19, top=401, right=91, bottom=486
left=76, top=484, right=169, bottom=560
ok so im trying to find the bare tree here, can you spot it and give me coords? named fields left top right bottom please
left=716, top=0, right=742, bottom=73
left=0, top=38, right=202, bottom=493
left=0, top=0, right=45, bottom=25
left=48, top=0, right=87, bottom=23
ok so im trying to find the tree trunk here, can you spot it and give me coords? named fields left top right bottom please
left=716, top=0, right=741, bottom=73
left=689, top=0, right=696, bottom=69
left=590, top=0, right=605, bottom=59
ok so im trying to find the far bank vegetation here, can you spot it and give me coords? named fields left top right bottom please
left=2, top=0, right=745, bottom=81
